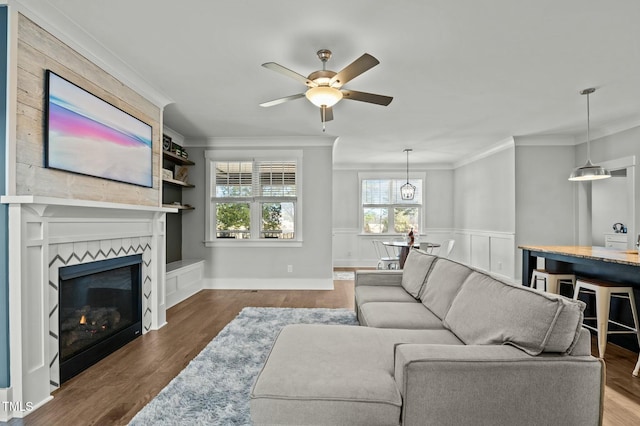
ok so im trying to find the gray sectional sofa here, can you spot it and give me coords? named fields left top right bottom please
left=251, top=249, right=604, bottom=425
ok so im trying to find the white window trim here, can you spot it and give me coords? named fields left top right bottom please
left=204, top=149, right=303, bottom=247
left=358, top=171, right=426, bottom=236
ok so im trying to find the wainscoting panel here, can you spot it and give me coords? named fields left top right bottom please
left=471, top=234, right=491, bottom=272
left=453, top=229, right=516, bottom=281
left=451, top=232, right=471, bottom=265
left=333, top=228, right=456, bottom=268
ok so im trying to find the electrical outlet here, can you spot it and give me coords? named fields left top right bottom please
left=287, top=265, right=293, bottom=273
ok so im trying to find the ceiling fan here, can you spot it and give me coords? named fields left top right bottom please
left=259, top=49, right=393, bottom=130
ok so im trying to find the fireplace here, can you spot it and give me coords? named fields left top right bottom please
left=58, top=254, right=143, bottom=383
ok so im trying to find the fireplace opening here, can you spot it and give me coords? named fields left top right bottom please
left=58, top=254, right=142, bottom=383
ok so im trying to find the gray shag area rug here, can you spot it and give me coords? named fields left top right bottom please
left=129, top=307, right=358, bottom=425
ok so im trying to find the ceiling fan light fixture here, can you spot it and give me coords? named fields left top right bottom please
left=305, top=86, right=343, bottom=107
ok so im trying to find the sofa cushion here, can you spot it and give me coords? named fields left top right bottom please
left=544, top=294, right=586, bottom=354
left=251, top=325, right=401, bottom=425
left=401, top=249, right=438, bottom=298
left=355, top=285, right=418, bottom=320
left=355, top=285, right=418, bottom=306
left=360, top=302, right=445, bottom=329
left=443, top=272, right=584, bottom=355
left=251, top=325, right=463, bottom=425
left=419, top=258, right=473, bottom=319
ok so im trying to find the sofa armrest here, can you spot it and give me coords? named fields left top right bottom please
left=354, top=270, right=403, bottom=287
left=394, top=344, right=604, bottom=426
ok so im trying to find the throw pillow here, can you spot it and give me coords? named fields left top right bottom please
left=443, top=272, right=564, bottom=356
left=401, top=249, right=437, bottom=298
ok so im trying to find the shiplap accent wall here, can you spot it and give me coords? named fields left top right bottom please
left=14, top=14, right=161, bottom=206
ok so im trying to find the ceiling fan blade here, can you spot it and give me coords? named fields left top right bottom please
left=329, top=53, right=379, bottom=87
left=341, top=89, right=393, bottom=106
left=262, top=62, right=317, bottom=87
left=259, top=93, right=306, bottom=107
left=320, top=106, right=334, bottom=122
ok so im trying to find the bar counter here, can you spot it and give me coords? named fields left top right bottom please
left=520, top=245, right=640, bottom=352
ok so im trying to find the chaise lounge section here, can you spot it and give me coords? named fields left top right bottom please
left=251, top=249, right=605, bottom=425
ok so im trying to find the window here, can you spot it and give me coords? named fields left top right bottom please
left=205, top=150, right=301, bottom=244
left=361, top=176, right=423, bottom=234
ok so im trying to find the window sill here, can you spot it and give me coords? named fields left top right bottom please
left=204, top=240, right=303, bottom=248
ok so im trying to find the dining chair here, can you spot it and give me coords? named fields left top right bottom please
left=372, top=240, right=399, bottom=269
left=439, top=239, right=455, bottom=258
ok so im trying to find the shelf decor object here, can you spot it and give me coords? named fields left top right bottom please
left=45, top=70, right=153, bottom=188
left=162, top=150, right=195, bottom=212
left=568, top=88, right=611, bottom=181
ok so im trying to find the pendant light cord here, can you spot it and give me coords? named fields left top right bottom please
left=405, top=149, right=411, bottom=183
left=586, top=91, right=591, bottom=163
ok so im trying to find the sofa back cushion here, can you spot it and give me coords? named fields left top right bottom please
left=401, top=249, right=437, bottom=298
left=419, top=258, right=473, bottom=319
left=443, top=272, right=585, bottom=355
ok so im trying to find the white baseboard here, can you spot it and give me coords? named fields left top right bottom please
left=203, top=278, right=334, bottom=290
left=0, top=388, right=52, bottom=421
left=333, top=259, right=376, bottom=268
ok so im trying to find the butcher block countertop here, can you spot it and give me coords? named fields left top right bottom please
left=519, top=245, right=640, bottom=267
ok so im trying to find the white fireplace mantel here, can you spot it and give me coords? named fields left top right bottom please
left=1, top=195, right=178, bottom=214
left=2, top=196, right=171, bottom=420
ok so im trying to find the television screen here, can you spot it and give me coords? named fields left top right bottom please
left=45, top=70, right=153, bottom=188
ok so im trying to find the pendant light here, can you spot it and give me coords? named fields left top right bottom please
left=568, top=88, right=611, bottom=181
left=400, top=149, right=416, bottom=200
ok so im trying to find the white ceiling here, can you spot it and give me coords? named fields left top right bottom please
left=20, top=0, right=640, bottom=167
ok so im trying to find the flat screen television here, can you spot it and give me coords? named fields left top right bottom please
left=45, top=70, right=153, bottom=188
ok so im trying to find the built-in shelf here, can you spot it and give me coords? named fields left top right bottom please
left=162, top=203, right=194, bottom=211
left=162, top=177, right=195, bottom=188
left=163, top=150, right=195, bottom=166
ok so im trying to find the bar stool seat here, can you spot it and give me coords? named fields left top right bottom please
left=530, top=269, right=576, bottom=295
left=573, top=278, right=640, bottom=359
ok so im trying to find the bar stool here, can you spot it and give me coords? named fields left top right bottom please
left=573, top=278, right=640, bottom=359
left=530, top=269, right=576, bottom=295
left=634, top=354, right=640, bottom=377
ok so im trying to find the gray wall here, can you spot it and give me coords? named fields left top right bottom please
left=514, top=144, right=576, bottom=245
left=181, top=143, right=334, bottom=284
left=332, top=168, right=454, bottom=231
left=592, top=176, right=627, bottom=245
left=513, top=143, right=576, bottom=280
left=331, top=168, right=455, bottom=267
left=576, top=126, right=640, bottom=246
left=453, top=147, right=515, bottom=233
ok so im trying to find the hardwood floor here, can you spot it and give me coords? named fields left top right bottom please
left=8, top=272, right=640, bottom=426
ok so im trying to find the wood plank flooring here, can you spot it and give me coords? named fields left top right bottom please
left=9, top=271, right=640, bottom=426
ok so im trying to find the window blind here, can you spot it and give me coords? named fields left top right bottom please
left=362, top=179, right=422, bottom=204
left=214, top=160, right=296, bottom=198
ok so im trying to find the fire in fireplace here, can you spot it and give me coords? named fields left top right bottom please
left=58, top=254, right=142, bottom=383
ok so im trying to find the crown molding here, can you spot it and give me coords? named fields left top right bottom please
left=513, top=135, right=576, bottom=146
left=11, top=0, right=173, bottom=108
left=453, top=137, right=514, bottom=169
left=332, top=162, right=453, bottom=171
left=186, top=136, right=337, bottom=148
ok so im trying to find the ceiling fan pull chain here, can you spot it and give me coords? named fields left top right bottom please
left=322, top=106, right=326, bottom=132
